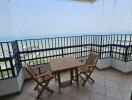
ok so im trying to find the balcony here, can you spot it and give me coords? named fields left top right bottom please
left=0, top=34, right=132, bottom=100
left=1, top=68, right=132, bottom=100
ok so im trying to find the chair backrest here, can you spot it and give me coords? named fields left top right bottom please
left=24, top=62, right=37, bottom=78
left=85, top=52, right=98, bottom=66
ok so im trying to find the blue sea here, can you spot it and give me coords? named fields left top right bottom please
left=0, top=32, right=131, bottom=42
left=0, top=33, right=87, bottom=42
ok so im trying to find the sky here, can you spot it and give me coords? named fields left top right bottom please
left=1, top=0, right=132, bottom=40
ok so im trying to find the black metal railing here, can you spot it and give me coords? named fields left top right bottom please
left=0, top=34, right=132, bottom=80
left=0, top=42, right=15, bottom=79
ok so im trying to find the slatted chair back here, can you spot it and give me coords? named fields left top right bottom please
left=85, top=52, right=98, bottom=66
left=85, top=52, right=98, bottom=74
left=24, top=62, right=37, bottom=78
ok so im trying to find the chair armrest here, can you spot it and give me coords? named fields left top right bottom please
left=34, top=72, right=49, bottom=79
left=85, top=65, right=96, bottom=67
left=32, top=65, right=43, bottom=70
left=32, top=65, right=46, bottom=74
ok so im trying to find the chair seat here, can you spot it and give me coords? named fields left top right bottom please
left=38, top=73, right=54, bottom=83
left=79, top=66, right=89, bottom=73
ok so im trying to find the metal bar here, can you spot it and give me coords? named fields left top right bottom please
left=29, top=40, right=34, bottom=65
left=7, top=43, right=15, bottom=77
left=81, top=36, right=83, bottom=57
left=1, top=43, right=9, bottom=78
left=40, top=39, right=45, bottom=62
left=100, top=35, right=102, bottom=59
left=44, top=39, right=48, bottom=63
left=1, top=34, right=132, bottom=80
left=33, top=40, right=37, bottom=65
left=37, top=39, right=41, bottom=64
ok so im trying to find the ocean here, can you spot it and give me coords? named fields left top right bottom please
left=0, top=32, right=131, bottom=42
left=0, top=33, right=84, bottom=42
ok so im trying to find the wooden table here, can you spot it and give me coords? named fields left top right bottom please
left=49, top=57, right=83, bottom=92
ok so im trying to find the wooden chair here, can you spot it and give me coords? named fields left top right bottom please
left=24, top=62, right=54, bottom=99
left=79, top=52, right=98, bottom=86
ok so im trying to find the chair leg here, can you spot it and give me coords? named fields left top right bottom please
left=82, top=76, right=88, bottom=86
left=36, top=82, right=50, bottom=99
left=89, top=76, right=95, bottom=83
left=75, top=68, right=79, bottom=86
left=80, top=74, right=86, bottom=82
left=34, top=84, right=39, bottom=90
left=55, top=74, right=58, bottom=82
left=46, top=86, right=54, bottom=93
left=70, top=69, right=73, bottom=84
left=36, top=86, right=45, bottom=99
left=80, top=73, right=95, bottom=86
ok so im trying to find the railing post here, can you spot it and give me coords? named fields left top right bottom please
left=110, top=35, right=112, bottom=58
left=91, top=35, right=92, bottom=52
left=124, top=46, right=128, bottom=62
left=9, top=57, right=16, bottom=77
left=81, top=36, right=83, bottom=57
left=11, top=40, right=22, bottom=75
left=99, top=35, right=102, bottom=59
left=110, top=45, right=112, bottom=58
left=62, top=48, right=64, bottom=57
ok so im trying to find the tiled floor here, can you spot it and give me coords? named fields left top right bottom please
left=2, top=68, right=132, bottom=100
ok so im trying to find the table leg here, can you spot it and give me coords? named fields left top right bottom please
left=75, top=68, right=79, bottom=86
left=57, top=72, right=61, bottom=93
left=70, top=69, right=73, bottom=84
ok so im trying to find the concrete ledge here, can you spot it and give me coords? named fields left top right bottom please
left=112, top=59, right=132, bottom=73
left=97, top=58, right=132, bottom=73
left=0, top=69, right=24, bottom=96
left=111, top=59, right=126, bottom=73
left=96, top=58, right=111, bottom=69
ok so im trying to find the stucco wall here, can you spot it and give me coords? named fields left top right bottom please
left=96, top=58, right=132, bottom=73
left=96, top=58, right=111, bottom=69
left=0, top=69, right=24, bottom=96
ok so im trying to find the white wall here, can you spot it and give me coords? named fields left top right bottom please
left=0, top=69, right=24, bottom=96
left=22, top=68, right=31, bottom=79
left=97, top=58, right=132, bottom=73
left=17, top=69, right=25, bottom=90
left=112, top=59, right=132, bottom=73
left=0, top=78, right=19, bottom=96
left=111, top=59, right=126, bottom=72
left=0, top=68, right=33, bottom=96
left=125, top=61, right=132, bottom=73
left=96, top=58, right=111, bottom=69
